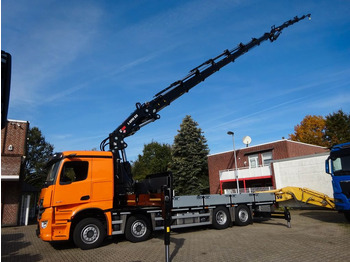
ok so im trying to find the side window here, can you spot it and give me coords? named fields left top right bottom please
left=262, top=151, right=273, bottom=166
left=248, top=154, right=259, bottom=168
left=60, top=161, right=89, bottom=184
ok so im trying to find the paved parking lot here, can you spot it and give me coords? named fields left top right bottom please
left=2, top=210, right=350, bottom=262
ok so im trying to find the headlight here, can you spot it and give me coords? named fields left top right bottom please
left=41, top=221, right=48, bottom=229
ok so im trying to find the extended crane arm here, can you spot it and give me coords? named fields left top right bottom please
left=100, top=14, right=310, bottom=161
left=100, top=14, right=311, bottom=197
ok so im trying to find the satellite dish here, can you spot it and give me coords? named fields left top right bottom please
left=242, top=136, right=252, bottom=147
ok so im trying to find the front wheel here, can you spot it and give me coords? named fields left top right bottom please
left=73, top=218, right=106, bottom=250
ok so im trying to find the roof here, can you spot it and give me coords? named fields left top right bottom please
left=7, top=119, right=30, bottom=124
left=208, top=139, right=327, bottom=157
left=271, top=151, right=330, bottom=163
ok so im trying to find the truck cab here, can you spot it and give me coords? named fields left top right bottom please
left=37, top=150, right=167, bottom=249
left=37, top=151, right=114, bottom=244
left=326, top=142, right=350, bottom=221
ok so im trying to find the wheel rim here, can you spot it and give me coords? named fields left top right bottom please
left=216, top=210, right=227, bottom=225
left=81, top=224, right=100, bottom=244
left=238, top=209, right=249, bottom=223
left=131, top=220, right=147, bottom=238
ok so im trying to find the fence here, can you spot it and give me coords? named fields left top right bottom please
left=223, top=186, right=273, bottom=194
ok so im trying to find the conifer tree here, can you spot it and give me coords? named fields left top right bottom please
left=171, top=115, right=209, bottom=195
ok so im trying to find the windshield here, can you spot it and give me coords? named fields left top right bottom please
left=332, top=155, right=350, bottom=176
left=45, top=161, right=61, bottom=186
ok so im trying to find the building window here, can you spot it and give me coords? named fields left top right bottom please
left=262, top=151, right=273, bottom=166
left=248, top=154, right=259, bottom=168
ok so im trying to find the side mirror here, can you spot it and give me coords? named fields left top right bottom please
left=325, top=157, right=331, bottom=175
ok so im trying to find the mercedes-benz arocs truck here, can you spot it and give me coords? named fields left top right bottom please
left=37, top=15, right=310, bottom=249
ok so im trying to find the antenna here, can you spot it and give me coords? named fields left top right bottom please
left=242, top=136, right=252, bottom=147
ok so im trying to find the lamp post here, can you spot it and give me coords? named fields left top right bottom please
left=227, top=131, right=240, bottom=193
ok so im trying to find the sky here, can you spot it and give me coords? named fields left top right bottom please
left=2, top=0, right=350, bottom=161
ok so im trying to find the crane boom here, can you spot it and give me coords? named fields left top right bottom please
left=100, top=14, right=311, bottom=195
left=101, top=14, right=310, bottom=157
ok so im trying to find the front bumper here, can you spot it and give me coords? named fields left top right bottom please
left=37, top=207, right=53, bottom=241
left=37, top=207, right=72, bottom=241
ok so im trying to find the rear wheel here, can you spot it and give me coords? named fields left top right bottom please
left=344, top=211, right=350, bottom=222
left=125, top=215, right=151, bottom=242
left=73, top=218, right=106, bottom=250
left=235, top=205, right=252, bottom=226
left=212, top=207, right=230, bottom=229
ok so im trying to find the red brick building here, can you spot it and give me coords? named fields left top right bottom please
left=208, top=139, right=328, bottom=194
left=1, top=120, right=29, bottom=226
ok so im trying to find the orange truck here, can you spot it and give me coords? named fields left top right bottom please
left=37, top=150, right=283, bottom=250
left=37, top=15, right=310, bottom=249
left=37, top=151, right=168, bottom=249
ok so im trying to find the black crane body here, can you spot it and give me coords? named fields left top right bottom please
left=99, top=14, right=311, bottom=196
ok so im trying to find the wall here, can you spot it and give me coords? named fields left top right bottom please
left=1, top=120, right=29, bottom=226
left=208, top=151, right=234, bottom=194
left=208, top=139, right=328, bottom=194
left=272, top=153, right=333, bottom=196
left=1, top=182, right=21, bottom=225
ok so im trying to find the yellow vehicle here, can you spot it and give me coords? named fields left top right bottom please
left=267, top=187, right=335, bottom=209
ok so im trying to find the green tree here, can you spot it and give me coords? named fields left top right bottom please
left=324, top=109, right=350, bottom=147
left=24, top=127, right=54, bottom=188
left=289, top=110, right=350, bottom=147
left=171, top=115, right=209, bottom=195
left=132, top=141, right=172, bottom=181
left=289, top=115, right=328, bottom=147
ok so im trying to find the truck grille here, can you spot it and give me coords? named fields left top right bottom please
left=340, top=181, right=350, bottom=198
left=37, top=199, right=45, bottom=220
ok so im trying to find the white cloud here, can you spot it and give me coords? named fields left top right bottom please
left=308, top=93, right=350, bottom=110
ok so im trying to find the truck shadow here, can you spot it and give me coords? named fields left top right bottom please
left=49, top=240, right=76, bottom=250
left=1, top=233, right=43, bottom=262
left=169, top=237, right=185, bottom=261
left=253, top=217, right=290, bottom=227
left=49, top=237, right=117, bottom=250
left=299, top=210, right=348, bottom=224
left=153, top=232, right=185, bottom=261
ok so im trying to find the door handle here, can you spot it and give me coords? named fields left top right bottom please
left=80, top=195, right=90, bottom=201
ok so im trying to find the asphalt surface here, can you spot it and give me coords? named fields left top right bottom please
left=2, top=210, right=350, bottom=262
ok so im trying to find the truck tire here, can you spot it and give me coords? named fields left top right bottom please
left=73, top=218, right=106, bottom=250
left=344, top=211, right=350, bottom=222
left=235, top=205, right=252, bottom=226
left=125, top=215, right=151, bottom=242
left=212, top=206, right=230, bottom=229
